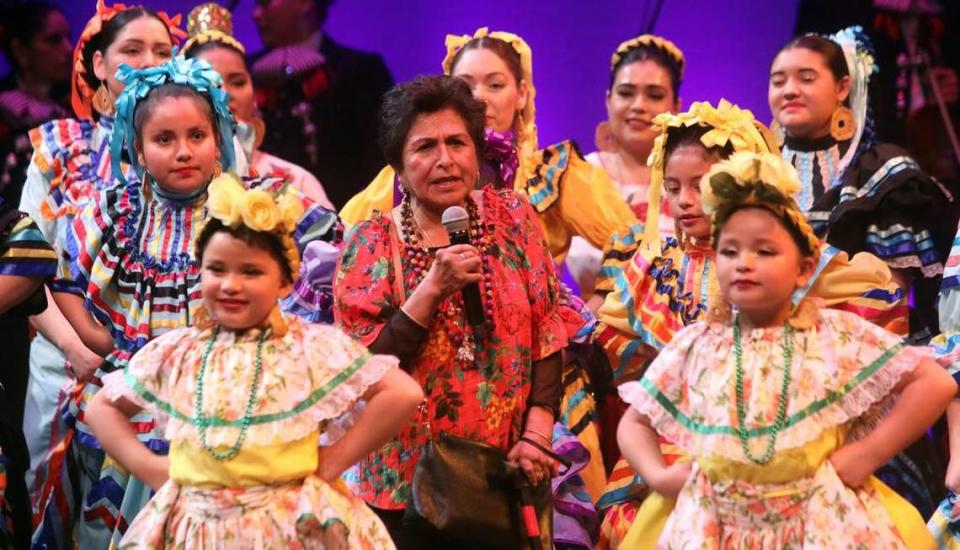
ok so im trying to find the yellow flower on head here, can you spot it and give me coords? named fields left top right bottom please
left=757, top=154, right=801, bottom=197
left=240, top=189, right=279, bottom=231
left=277, top=189, right=304, bottom=231
left=207, top=174, right=245, bottom=227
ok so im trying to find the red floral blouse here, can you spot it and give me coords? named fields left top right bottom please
left=334, top=187, right=579, bottom=509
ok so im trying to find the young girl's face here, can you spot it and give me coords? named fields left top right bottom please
left=716, top=207, right=815, bottom=326
left=200, top=232, right=292, bottom=331
left=137, top=96, right=219, bottom=195
left=663, top=144, right=715, bottom=239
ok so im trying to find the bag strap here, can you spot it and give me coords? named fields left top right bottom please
left=386, top=210, right=407, bottom=303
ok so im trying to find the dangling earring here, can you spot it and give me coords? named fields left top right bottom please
left=829, top=105, right=855, bottom=141
left=213, top=161, right=223, bottom=178
left=674, top=219, right=689, bottom=250
left=769, top=118, right=785, bottom=148
left=595, top=121, right=617, bottom=153
left=92, top=82, right=114, bottom=116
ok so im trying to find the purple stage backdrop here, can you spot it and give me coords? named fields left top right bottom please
left=40, top=0, right=801, bottom=151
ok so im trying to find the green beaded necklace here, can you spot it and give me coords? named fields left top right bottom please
left=733, top=314, right=794, bottom=465
left=194, top=326, right=266, bottom=461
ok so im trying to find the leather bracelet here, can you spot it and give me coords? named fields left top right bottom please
left=519, top=436, right=572, bottom=469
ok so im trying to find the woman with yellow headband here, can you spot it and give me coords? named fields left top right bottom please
left=567, top=35, right=683, bottom=302
left=181, top=3, right=333, bottom=210
left=340, top=27, right=638, bottom=268
left=615, top=151, right=951, bottom=548
left=592, top=101, right=911, bottom=548
left=16, top=2, right=185, bottom=546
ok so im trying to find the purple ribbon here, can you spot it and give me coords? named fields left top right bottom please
left=482, top=128, right=519, bottom=189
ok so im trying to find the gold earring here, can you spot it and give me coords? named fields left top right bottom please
left=213, top=161, right=223, bottom=178
left=829, top=105, right=855, bottom=141
left=769, top=118, right=785, bottom=148
left=93, top=82, right=114, bottom=116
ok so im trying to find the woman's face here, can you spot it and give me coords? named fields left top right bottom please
left=662, top=144, right=715, bottom=239
left=769, top=47, right=850, bottom=140
left=606, top=60, right=678, bottom=154
left=93, top=15, right=173, bottom=100
left=452, top=47, right=528, bottom=134
left=12, top=10, right=72, bottom=84
left=397, top=107, right=479, bottom=215
left=196, top=46, right=256, bottom=123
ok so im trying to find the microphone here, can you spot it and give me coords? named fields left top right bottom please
left=441, top=206, right=486, bottom=337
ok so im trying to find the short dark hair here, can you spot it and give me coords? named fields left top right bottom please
left=663, top=124, right=734, bottom=165
left=0, top=2, right=63, bottom=74
left=610, top=44, right=682, bottom=99
left=196, top=218, right=294, bottom=283
left=449, top=35, right=524, bottom=86
left=79, top=7, right=174, bottom=92
left=133, top=83, right=218, bottom=147
left=378, top=75, right=486, bottom=170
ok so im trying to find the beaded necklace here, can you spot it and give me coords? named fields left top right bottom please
left=194, top=325, right=267, bottom=461
left=733, top=315, right=794, bottom=464
left=399, top=195, right=495, bottom=364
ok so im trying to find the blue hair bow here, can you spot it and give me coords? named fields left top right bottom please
left=109, top=53, right=237, bottom=186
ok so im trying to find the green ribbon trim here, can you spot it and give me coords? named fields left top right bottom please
left=125, top=351, right=371, bottom=427
left=640, top=343, right=902, bottom=437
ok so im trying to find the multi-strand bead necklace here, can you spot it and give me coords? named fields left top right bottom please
left=399, top=196, right=495, bottom=364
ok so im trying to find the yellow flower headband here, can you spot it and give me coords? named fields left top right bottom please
left=643, top=99, right=778, bottom=245
left=204, top=174, right=304, bottom=277
left=442, top=27, right=538, bottom=162
left=610, top=34, right=685, bottom=76
left=182, top=3, right=246, bottom=56
left=700, top=151, right=820, bottom=264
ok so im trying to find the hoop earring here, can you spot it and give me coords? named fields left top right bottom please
left=92, top=82, right=114, bottom=116
left=769, top=118, right=785, bottom=148
left=829, top=105, right=855, bottom=141
left=595, top=121, right=617, bottom=153
left=251, top=116, right=266, bottom=151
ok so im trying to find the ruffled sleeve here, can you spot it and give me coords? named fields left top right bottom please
left=491, top=188, right=581, bottom=360
left=300, top=324, right=398, bottom=437
left=24, top=119, right=98, bottom=227
left=340, top=165, right=397, bottom=227
left=620, top=310, right=929, bottom=462
left=520, top=141, right=639, bottom=263
left=333, top=214, right=399, bottom=347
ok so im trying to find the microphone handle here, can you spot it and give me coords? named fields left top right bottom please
left=448, top=229, right=486, bottom=334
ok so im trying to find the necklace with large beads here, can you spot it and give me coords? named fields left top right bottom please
left=399, top=196, right=495, bottom=364
left=194, top=326, right=266, bottom=461
left=733, top=315, right=794, bottom=465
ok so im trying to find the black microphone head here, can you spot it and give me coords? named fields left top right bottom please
left=441, top=206, right=470, bottom=234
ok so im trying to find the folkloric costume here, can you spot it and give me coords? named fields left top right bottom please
left=19, top=3, right=185, bottom=547
left=100, top=176, right=394, bottom=549
left=779, top=26, right=959, bottom=339
left=51, top=55, right=342, bottom=547
left=182, top=3, right=334, bottom=210
left=591, top=102, right=911, bottom=549
left=569, top=34, right=686, bottom=298
left=618, top=152, right=934, bottom=548
left=0, top=200, right=58, bottom=548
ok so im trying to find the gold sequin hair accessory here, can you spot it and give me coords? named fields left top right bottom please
left=700, top=151, right=820, bottom=265
left=204, top=174, right=304, bottom=278
left=182, top=3, right=245, bottom=55
left=610, top=34, right=685, bottom=76
left=642, top=99, right=778, bottom=245
left=442, top=27, right=537, bottom=164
